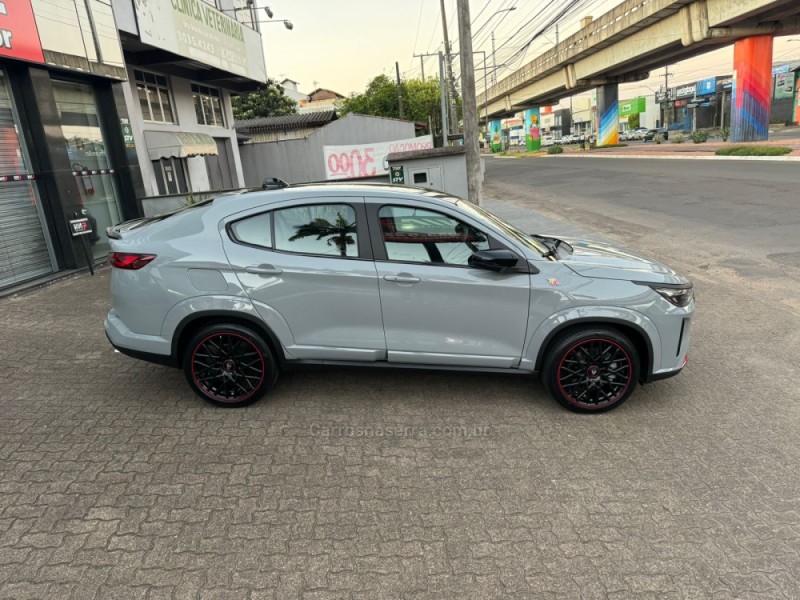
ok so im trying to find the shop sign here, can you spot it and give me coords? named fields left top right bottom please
left=0, top=0, right=44, bottom=64
left=135, top=0, right=266, bottom=82
left=675, top=84, right=696, bottom=99
left=619, top=97, right=646, bottom=116
left=69, top=218, right=92, bottom=237
left=696, top=77, right=716, bottom=96
left=774, top=72, right=795, bottom=100
left=323, top=135, right=433, bottom=181
left=389, top=166, right=405, bottom=185
left=120, top=119, right=136, bottom=149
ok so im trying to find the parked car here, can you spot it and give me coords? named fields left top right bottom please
left=541, top=135, right=555, bottom=147
left=636, top=127, right=649, bottom=137
left=105, top=183, right=694, bottom=413
left=643, top=128, right=669, bottom=141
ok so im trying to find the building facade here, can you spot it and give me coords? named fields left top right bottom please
left=0, top=0, right=143, bottom=291
left=112, top=0, right=267, bottom=198
left=0, top=0, right=267, bottom=293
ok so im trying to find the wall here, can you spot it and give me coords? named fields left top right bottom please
left=239, top=115, right=415, bottom=186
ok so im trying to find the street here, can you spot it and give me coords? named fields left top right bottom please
left=1, top=157, right=800, bottom=599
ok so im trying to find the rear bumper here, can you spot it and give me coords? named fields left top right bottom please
left=105, top=309, right=176, bottom=367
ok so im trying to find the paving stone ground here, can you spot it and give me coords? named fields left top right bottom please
left=0, top=194, right=799, bottom=599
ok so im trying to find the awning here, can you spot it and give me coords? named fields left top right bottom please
left=144, top=131, right=218, bottom=161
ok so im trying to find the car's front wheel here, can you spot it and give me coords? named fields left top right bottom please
left=542, top=327, right=640, bottom=413
left=183, top=324, right=278, bottom=407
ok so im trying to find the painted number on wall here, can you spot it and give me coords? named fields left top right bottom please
left=326, top=148, right=376, bottom=179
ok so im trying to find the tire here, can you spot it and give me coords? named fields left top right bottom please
left=183, top=324, right=278, bottom=408
left=542, top=326, right=640, bottom=413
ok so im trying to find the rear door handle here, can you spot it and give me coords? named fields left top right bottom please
left=384, top=274, right=421, bottom=284
left=245, top=264, right=282, bottom=275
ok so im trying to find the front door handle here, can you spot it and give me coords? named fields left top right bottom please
left=245, top=264, right=282, bottom=275
left=384, top=274, right=421, bottom=284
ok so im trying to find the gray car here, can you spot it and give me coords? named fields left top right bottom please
left=105, top=183, right=694, bottom=413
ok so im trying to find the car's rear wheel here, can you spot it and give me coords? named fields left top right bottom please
left=183, top=324, right=278, bottom=408
left=542, top=327, right=639, bottom=413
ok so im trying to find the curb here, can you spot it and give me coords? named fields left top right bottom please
left=560, top=153, right=800, bottom=162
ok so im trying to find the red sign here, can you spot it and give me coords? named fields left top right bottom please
left=0, top=1, right=44, bottom=64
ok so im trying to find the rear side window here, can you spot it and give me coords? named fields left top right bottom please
left=274, top=204, right=358, bottom=257
left=230, top=212, right=272, bottom=248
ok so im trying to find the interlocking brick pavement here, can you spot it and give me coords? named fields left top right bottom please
left=0, top=199, right=799, bottom=599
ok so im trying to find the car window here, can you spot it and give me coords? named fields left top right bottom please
left=274, top=204, right=358, bottom=257
left=230, top=212, right=272, bottom=248
left=379, top=205, right=489, bottom=265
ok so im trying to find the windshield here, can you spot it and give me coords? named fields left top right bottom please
left=455, top=200, right=549, bottom=255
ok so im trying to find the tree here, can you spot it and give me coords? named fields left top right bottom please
left=627, top=113, right=640, bottom=130
left=232, top=79, right=297, bottom=120
left=338, top=75, right=447, bottom=143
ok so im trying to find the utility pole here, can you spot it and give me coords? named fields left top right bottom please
left=491, top=32, right=497, bottom=85
left=413, top=53, right=427, bottom=80
left=663, top=66, right=673, bottom=128
left=440, top=0, right=459, bottom=133
left=456, top=0, right=482, bottom=204
left=439, top=51, right=449, bottom=147
left=395, top=61, right=404, bottom=119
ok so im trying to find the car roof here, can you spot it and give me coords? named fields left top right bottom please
left=209, top=183, right=462, bottom=216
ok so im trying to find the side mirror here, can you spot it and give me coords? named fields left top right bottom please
left=468, top=249, right=519, bottom=272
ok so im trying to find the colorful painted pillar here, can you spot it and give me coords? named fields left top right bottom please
left=524, top=108, right=541, bottom=151
left=793, top=70, right=800, bottom=126
left=489, top=119, right=503, bottom=153
left=731, top=35, right=773, bottom=142
left=596, top=84, right=619, bottom=147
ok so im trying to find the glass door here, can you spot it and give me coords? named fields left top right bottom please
left=52, top=80, right=123, bottom=260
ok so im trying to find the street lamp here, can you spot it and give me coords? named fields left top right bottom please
left=256, top=19, right=293, bottom=30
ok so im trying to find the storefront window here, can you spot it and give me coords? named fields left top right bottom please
left=52, top=80, right=123, bottom=260
left=0, top=71, right=56, bottom=288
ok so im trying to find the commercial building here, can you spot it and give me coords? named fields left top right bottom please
left=0, top=0, right=267, bottom=293
left=112, top=0, right=266, bottom=198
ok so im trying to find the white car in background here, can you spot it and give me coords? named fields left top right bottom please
left=541, top=135, right=555, bottom=147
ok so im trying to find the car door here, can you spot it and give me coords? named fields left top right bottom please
left=221, top=198, right=385, bottom=361
left=368, top=199, right=531, bottom=368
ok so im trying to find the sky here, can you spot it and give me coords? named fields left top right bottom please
left=260, top=0, right=800, bottom=102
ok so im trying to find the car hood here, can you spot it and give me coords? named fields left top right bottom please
left=556, top=238, right=689, bottom=285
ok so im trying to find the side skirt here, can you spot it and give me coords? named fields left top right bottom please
left=283, top=359, right=537, bottom=376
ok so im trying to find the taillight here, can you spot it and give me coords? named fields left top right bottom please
left=108, top=252, right=156, bottom=270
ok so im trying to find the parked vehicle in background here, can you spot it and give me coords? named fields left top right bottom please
left=104, top=183, right=694, bottom=413
left=541, top=135, right=555, bottom=147
left=636, top=127, right=649, bottom=138
left=643, top=128, right=669, bottom=141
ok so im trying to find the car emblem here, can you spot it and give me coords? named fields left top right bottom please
left=548, top=279, right=559, bottom=286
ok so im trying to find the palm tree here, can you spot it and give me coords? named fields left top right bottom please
left=289, top=212, right=356, bottom=256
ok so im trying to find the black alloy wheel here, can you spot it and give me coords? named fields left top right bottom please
left=183, top=324, right=277, bottom=407
left=543, top=327, right=640, bottom=413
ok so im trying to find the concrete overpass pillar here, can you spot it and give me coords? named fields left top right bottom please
left=524, top=108, right=541, bottom=151
left=731, top=35, right=773, bottom=143
left=489, top=119, right=503, bottom=153
left=596, top=84, right=619, bottom=147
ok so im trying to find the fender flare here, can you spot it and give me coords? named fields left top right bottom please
left=522, top=306, right=660, bottom=377
left=161, top=296, right=295, bottom=362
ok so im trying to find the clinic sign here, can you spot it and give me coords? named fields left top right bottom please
left=0, top=0, right=44, bottom=64
left=135, top=0, right=266, bottom=82
left=324, top=136, right=434, bottom=180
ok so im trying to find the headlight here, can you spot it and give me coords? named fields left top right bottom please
left=652, top=284, right=693, bottom=307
